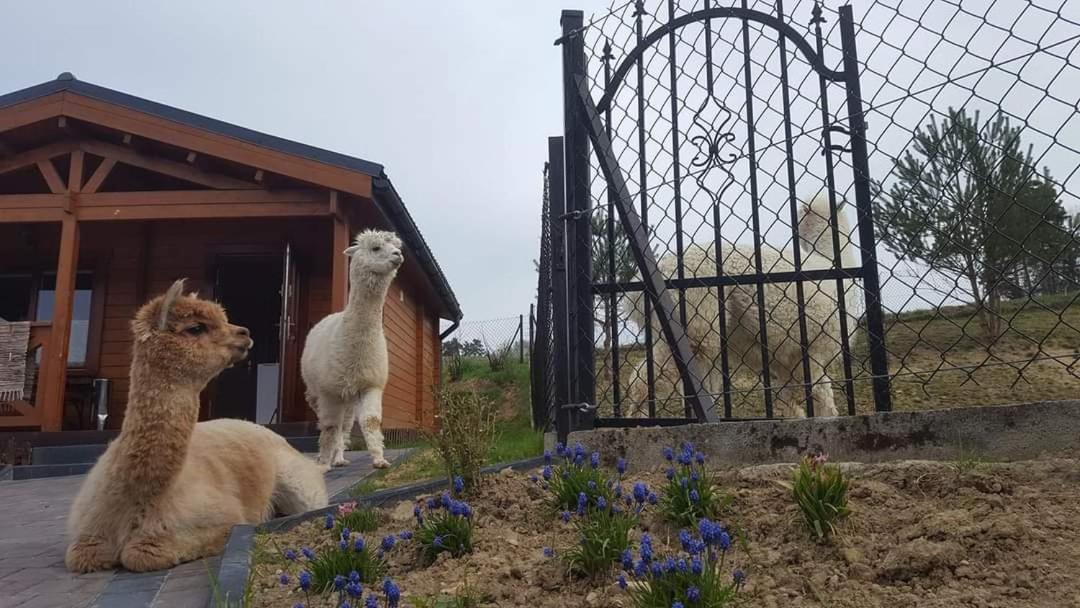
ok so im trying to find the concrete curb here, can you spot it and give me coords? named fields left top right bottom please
left=568, top=400, right=1080, bottom=472
left=210, top=455, right=544, bottom=606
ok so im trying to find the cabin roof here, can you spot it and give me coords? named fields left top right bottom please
left=0, top=73, right=461, bottom=321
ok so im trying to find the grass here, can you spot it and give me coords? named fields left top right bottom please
left=593, top=294, right=1080, bottom=417
left=347, top=359, right=541, bottom=497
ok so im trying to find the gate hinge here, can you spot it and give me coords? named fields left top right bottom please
left=558, top=210, right=591, bottom=221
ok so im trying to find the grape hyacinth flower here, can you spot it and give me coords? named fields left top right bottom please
left=365, top=598, right=379, bottom=608
left=617, top=573, right=627, bottom=589
left=596, top=496, right=608, bottom=511
left=679, top=529, right=692, bottom=551
left=577, top=492, right=588, bottom=515
left=695, top=451, right=706, bottom=465
left=341, top=528, right=351, bottom=540
left=339, top=540, right=348, bottom=551
left=398, top=530, right=413, bottom=541
left=381, top=535, right=396, bottom=552
left=574, top=442, right=586, bottom=460
left=426, top=497, right=438, bottom=510
left=691, top=471, right=700, bottom=482
left=691, top=556, right=704, bottom=575
left=346, top=581, right=362, bottom=598
left=561, top=510, right=572, bottom=523
left=648, top=492, right=658, bottom=505
left=616, top=457, right=626, bottom=475
left=666, top=468, right=676, bottom=481
left=639, top=533, right=653, bottom=563
left=542, top=465, right=552, bottom=481
left=673, top=601, right=685, bottom=608
left=690, top=489, right=700, bottom=503
left=663, top=446, right=674, bottom=461
left=334, top=575, right=346, bottom=591
left=590, top=452, right=600, bottom=469
left=298, top=570, right=311, bottom=591
left=613, top=484, right=623, bottom=499
left=349, top=570, right=360, bottom=583
left=587, top=480, right=597, bottom=491
left=453, top=475, right=465, bottom=495
left=543, top=547, right=554, bottom=558
left=687, top=585, right=701, bottom=602
left=353, top=537, right=365, bottom=553
left=384, top=578, right=401, bottom=608
left=433, top=535, right=444, bottom=548
left=621, top=549, right=633, bottom=570
left=555, top=442, right=566, bottom=456
left=301, top=547, right=315, bottom=560
left=413, top=504, right=423, bottom=525
left=279, top=572, right=290, bottom=585
left=632, top=482, right=648, bottom=505
left=733, top=568, right=747, bottom=587
left=324, top=513, right=334, bottom=530
left=284, top=549, right=297, bottom=561
left=544, top=449, right=552, bottom=464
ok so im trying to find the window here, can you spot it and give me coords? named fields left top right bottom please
left=35, top=272, right=95, bottom=367
left=0, top=270, right=96, bottom=368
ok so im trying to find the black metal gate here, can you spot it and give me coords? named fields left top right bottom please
left=539, top=0, right=894, bottom=442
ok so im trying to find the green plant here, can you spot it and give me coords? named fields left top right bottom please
left=619, top=521, right=744, bottom=608
left=782, top=453, right=851, bottom=541
left=427, top=386, right=498, bottom=492
left=332, top=501, right=381, bottom=535
left=563, top=499, right=638, bottom=578
left=415, top=493, right=475, bottom=566
left=410, top=570, right=480, bottom=608
left=543, top=442, right=615, bottom=514
left=658, top=443, right=730, bottom=528
left=307, top=533, right=388, bottom=591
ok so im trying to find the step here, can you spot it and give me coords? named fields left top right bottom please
left=11, top=463, right=94, bottom=480
left=31, top=443, right=107, bottom=465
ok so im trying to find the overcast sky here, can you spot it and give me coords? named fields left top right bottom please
left=1, top=0, right=611, bottom=325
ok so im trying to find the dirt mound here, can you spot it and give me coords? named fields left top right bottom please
left=252, top=459, right=1080, bottom=608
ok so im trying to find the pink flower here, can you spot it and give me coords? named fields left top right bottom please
left=338, top=502, right=357, bottom=516
left=810, top=452, right=829, bottom=469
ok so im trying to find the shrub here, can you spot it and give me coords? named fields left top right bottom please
left=333, top=501, right=381, bottom=535
left=658, top=442, right=729, bottom=527
left=783, top=452, right=850, bottom=541
left=415, top=492, right=475, bottom=566
left=542, top=442, right=617, bottom=514
left=618, top=519, right=745, bottom=608
left=427, top=386, right=498, bottom=492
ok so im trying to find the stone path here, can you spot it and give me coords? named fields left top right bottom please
left=0, top=449, right=406, bottom=608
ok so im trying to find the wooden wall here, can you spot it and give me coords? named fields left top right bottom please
left=0, top=217, right=443, bottom=432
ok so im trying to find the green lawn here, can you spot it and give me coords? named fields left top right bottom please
left=348, top=359, right=542, bottom=497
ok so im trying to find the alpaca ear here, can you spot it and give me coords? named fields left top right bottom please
left=343, top=245, right=360, bottom=257
left=158, top=278, right=187, bottom=331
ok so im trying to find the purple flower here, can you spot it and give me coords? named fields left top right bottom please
left=544, top=449, right=552, bottom=464
left=301, top=547, right=315, bottom=560
left=587, top=480, right=597, bottom=491
left=666, top=468, right=676, bottom=481
left=613, top=484, right=623, bottom=498
left=543, top=547, right=554, bottom=558
left=617, top=573, right=627, bottom=589
left=530, top=474, right=539, bottom=483
left=678, top=529, right=692, bottom=551
left=733, top=568, right=747, bottom=586
left=596, top=496, right=608, bottom=511
left=279, top=572, right=289, bottom=585
left=663, top=447, right=674, bottom=461
left=294, top=603, right=305, bottom=608
left=284, top=549, right=297, bottom=561
left=691, top=471, right=700, bottom=482
left=634, top=560, right=647, bottom=578
left=632, top=482, right=648, bottom=504
left=413, top=504, right=422, bottom=524
left=577, top=492, right=588, bottom=515
left=680, top=477, right=689, bottom=489
left=341, top=527, right=351, bottom=540
left=650, top=562, right=663, bottom=578
left=334, top=575, right=346, bottom=590
left=324, top=513, right=334, bottom=529
left=353, top=537, right=366, bottom=552
left=719, top=530, right=731, bottom=551
left=440, top=492, right=452, bottom=509
left=341, top=603, right=351, bottom=608
left=695, top=451, right=706, bottom=464
left=298, top=570, right=311, bottom=591
left=573, top=442, right=586, bottom=460
left=691, top=557, right=703, bottom=575
left=555, top=442, right=566, bottom=456
left=453, top=475, right=465, bottom=495
left=616, top=457, right=626, bottom=475
left=433, top=535, right=444, bottom=548
left=673, top=602, right=685, bottom=608
left=384, top=578, right=401, bottom=607
left=647, top=492, right=658, bottom=505
left=365, top=598, right=379, bottom=608
left=590, top=452, right=600, bottom=469
left=346, top=581, right=363, bottom=598
left=621, top=549, right=633, bottom=570
left=339, top=540, right=348, bottom=551
left=561, top=510, right=572, bottom=523
left=399, top=530, right=414, bottom=541
left=690, top=489, right=700, bottom=503
left=382, top=535, right=396, bottom=552
left=349, top=570, right=360, bottom=583
left=542, top=466, right=552, bottom=481
left=639, top=533, right=653, bottom=563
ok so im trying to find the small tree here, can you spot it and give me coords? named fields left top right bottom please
left=876, top=107, right=1068, bottom=337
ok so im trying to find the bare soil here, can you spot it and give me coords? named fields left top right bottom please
left=251, top=458, right=1080, bottom=608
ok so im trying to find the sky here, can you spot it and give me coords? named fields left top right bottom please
left=0, top=0, right=610, bottom=326
left=3, top=0, right=1078, bottom=331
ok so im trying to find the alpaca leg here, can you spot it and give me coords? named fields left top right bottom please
left=172, top=525, right=236, bottom=564
left=120, top=533, right=182, bottom=572
left=273, top=448, right=329, bottom=515
left=316, top=394, right=345, bottom=467
left=357, top=388, right=390, bottom=469
left=333, top=401, right=358, bottom=467
left=65, top=536, right=117, bottom=573
left=810, top=363, right=839, bottom=417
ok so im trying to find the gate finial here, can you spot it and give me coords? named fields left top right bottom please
left=602, top=38, right=614, bottom=64
left=633, top=0, right=647, bottom=18
left=811, top=1, right=826, bottom=26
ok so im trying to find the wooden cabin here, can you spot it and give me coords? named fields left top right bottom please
left=0, top=73, right=461, bottom=437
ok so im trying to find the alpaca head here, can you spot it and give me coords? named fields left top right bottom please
left=344, top=230, right=404, bottom=282
left=131, top=279, right=253, bottom=384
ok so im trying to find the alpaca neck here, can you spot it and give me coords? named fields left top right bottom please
left=115, top=352, right=202, bottom=492
left=343, top=273, right=393, bottom=328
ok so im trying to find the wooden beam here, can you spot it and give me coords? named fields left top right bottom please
left=37, top=159, right=67, bottom=194
left=77, top=201, right=329, bottom=221
left=0, top=207, right=65, bottom=223
left=329, top=189, right=343, bottom=221
left=79, top=188, right=324, bottom=207
left=81, top=157, right=116, bottom=194
left=79, top=140, right=259, bottom=190
left=0, top=141, right=80, bottom=176
left=331, top=212, right=350, bottom=312
left=37, top=214, right=80, bottom=432
left=0, top=94, right=64, bottom=134
left=0, top=193, right=67, bottom=210
left=68, top=149, right=84, bottom=192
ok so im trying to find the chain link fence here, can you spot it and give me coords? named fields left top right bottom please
left=536, top=0, right=1080, bottom=433
left=441, top=315, right=526, bottom=383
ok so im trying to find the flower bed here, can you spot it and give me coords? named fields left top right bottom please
left=247, top=445, right=1080, bottom=608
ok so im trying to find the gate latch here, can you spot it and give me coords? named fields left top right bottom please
left=558, top=210, right=591, bottom=221
left=560, top=402, right=597, bottom=413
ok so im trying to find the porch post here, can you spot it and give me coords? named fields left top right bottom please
left=39, top=151, right=83, bottom=431
left=330, top=191, right=350, bottom=312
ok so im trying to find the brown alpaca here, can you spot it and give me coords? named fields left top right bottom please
left=65, top=280, right=327, bottom=573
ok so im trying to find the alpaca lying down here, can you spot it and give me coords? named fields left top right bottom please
left=65, top=280, right=328, bottom=573
left=302, top=230, right=404, bottom=469
left=622, top=195, right=859, bottom=418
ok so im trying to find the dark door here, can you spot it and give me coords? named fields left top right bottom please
left=210, top=255, right=283, bottom=421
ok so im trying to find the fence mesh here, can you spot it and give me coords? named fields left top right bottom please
left=442, top=315, right=526, bottom=383
left=550, top=0, right=1080, bottom=422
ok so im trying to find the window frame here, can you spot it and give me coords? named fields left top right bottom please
left=0, top=261, right=107, bottom=375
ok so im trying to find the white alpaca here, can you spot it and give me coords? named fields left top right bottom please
left=623, top=195, right=859, bottom=418
left=301, top=230, right=403, bottom=468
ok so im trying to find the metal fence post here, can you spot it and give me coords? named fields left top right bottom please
left=839, top=5, right=892, bottom=412
left=519, top=314, right=525, bottom=363
left=561, top=9, right=596, bottom=434
left=549, top=136, right=572, bottom=444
